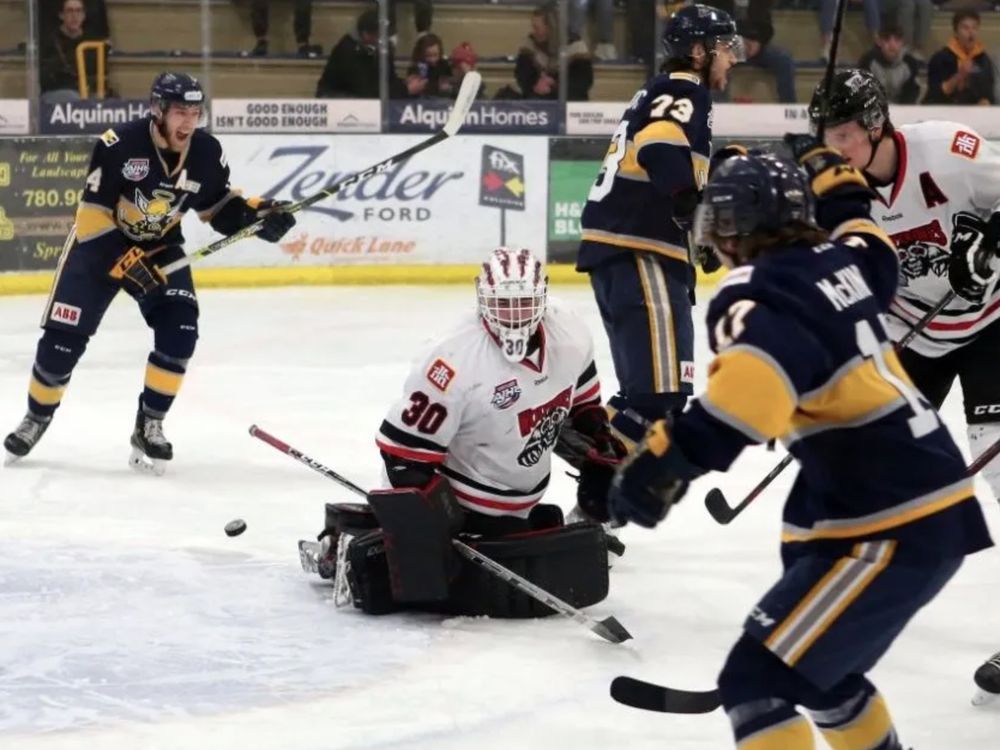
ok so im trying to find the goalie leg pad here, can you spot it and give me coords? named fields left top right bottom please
left=345, top=530, right=399, bottom=615
left=447, top=522, right=609, bottom=619
left=367, top=475, right=463, bottom=603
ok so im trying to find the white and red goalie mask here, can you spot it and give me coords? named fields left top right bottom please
left=476, top=247, right=548, bottom=362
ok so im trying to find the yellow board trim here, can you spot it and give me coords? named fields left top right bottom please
left=0, top=264, right=728, bottom=296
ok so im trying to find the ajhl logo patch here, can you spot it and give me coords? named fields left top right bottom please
left=122, top=158, right=150, bottom=182
left=491, top=379, right=521, bottom=410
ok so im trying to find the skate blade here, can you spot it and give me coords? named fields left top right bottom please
left=3, top=451, right=21, bottom=467
left=298, top=540, right=321, bottom=573
left=972, top=688, right=999, bottom=707
left=129, top=447, right=167, bottom=476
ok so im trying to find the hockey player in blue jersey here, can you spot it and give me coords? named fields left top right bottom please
left=576, top=3, right=744, bottom=452
left=609, top=142, right=993, bottom=748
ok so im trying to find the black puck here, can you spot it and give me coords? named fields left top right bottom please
left=225, top=519, right=247, bottom=537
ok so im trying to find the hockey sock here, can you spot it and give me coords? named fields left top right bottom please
left=141, top=350, right=188, bottom=418
left=728, top=702, right=815, bottom=749
left=810, top=691, right=900, bottom=750
left=27, top=329, right=88, bottom=419
left=968, top=423, right=1000, bottom=502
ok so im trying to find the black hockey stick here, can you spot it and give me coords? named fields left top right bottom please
left=249, top=424, right=633, bottom=644
left=704, top=291, right=956, bottom=525
left=610, top=676, right=720, bottom=714
left=814, top=0, right=849, bottom=142
left=160, top=72, right=482, bottom=276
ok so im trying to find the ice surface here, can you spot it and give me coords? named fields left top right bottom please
left=1, top=286, right=998, bottom=749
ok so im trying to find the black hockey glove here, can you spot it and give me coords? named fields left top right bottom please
left=673, top=186, right=701, bottom=233
left=556, top=405, right=627, bottom=523
left=783, top=134, right=872, bottom=200
left=109, top=246, right=166, bottom=296
left=254, top=199, right=297, bottom=243
left=694, top=244, right=722, bottom=274
left=948, top=212, right=998, bottom=303
left=608, top=420, right=701, bottom=528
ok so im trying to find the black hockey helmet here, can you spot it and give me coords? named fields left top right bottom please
left=808, top=69, right=889, bottom=133
left=694, top=154, right=815, bottom=255
left=149, top=72, right=205, bottom=117
left=662, top=4, right=744, bottom=63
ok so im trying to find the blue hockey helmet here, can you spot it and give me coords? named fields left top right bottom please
left=662, top=4, right=744, bottom=63
left=694, top=154, right=815, bottom=255
left=149, top=72, right=205, bottom=117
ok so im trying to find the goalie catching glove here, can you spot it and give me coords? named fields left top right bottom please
left=608, top=419, right=703, bottom=529
left=109, top=246, right=167, bottom=296
left=555, top=404, right=627, bottom=523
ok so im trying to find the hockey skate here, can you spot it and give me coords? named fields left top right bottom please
left=972, top=651, right=1000, bottom=706
left=3, top=413, right=50, bottom=465
left=129, top=410, right=172, bottom=476
left=298, top=502, right=379, bottom=607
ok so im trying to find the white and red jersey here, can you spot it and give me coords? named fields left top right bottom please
left=376, top=301, right=602, bottom=518
left=871, top=121, right=1000, bottom=357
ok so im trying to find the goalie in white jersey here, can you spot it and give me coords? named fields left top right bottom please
left=810, top=69, right=1000, bottom=499
left=300, top=248, right=625, bottom=618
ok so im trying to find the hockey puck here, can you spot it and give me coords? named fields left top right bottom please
left=224, top=519, right=247, bottom=537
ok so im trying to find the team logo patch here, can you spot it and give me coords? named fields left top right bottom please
left=50, top=302, right=81, bottom=326
left=516, top=387, right=572, bottom=467
left=680, top=361, right=695, bottom=384
left=121, top=158, right=150, bottom=182
left=491, top=379, right=521, bottom=410
left=951, top=131, right=980, bottom=159
left=426, top=358, right=456, bottom=392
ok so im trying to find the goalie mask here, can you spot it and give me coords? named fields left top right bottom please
left=476, top=248, right=548, bottom=363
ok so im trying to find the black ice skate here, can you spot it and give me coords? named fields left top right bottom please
left=129, top=410, right=172, bottom=476
left=973, top=651, right=1000, bottom=706
left=3, top=413, right=51, bottom=465
left=298, top=502, right=378, bottom=606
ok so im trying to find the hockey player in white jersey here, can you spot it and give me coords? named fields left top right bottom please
left=299, top=247, right=625, bottom=618
left=810, top=70, right=1000, bottom=493
left=810, top=68, right=1000, bottom=707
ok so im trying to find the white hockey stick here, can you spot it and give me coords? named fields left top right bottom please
left=249, top=424, right=633, bottom=644
left=161, top=71, right=482, bottom=276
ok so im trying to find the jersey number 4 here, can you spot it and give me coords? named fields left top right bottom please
left=401, top=391, right=448, bottom=435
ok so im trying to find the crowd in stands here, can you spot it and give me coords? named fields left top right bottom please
left=27, top=0, right=1000, bottom=105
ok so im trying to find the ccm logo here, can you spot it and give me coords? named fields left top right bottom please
left=749, top=606, right=776, bottom=628
left=50, top=302, right=81, bottom=326
left=973, top=405, right=1000, bottom=415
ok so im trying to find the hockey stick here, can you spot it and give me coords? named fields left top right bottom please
left=704, top=290, right=957, bottom=525
left=160, top=72, right=482, bottom=276
left=610, top=676, right=720, bottom=714
left=814, top=0, right=849, bottom=142
left=248, top=424, right=633, bottom=645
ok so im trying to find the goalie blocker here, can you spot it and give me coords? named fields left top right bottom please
left=306, top=477, right=611, bottom=618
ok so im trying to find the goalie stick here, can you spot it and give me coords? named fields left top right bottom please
left=705, top=291, right=956, bottom=525
left=160, top=71, right=482, bottom=276
left=248, top=424, right=633, bottom=645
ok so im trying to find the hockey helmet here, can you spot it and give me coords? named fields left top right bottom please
left=808, top=69, right=889, bottom=133
left=476, top=247, right=548, bottom=363
left=150, top=72, right=205, bottom=118
left=662, top=4, right=745, bottom=63
left=694, top=154, right=815, bottom=248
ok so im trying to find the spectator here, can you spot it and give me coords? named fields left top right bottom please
left=879, top=0, right=932, bottom=56
left=38, top=0, right=110, bottom=44
left=449, top=41, right=487, bottom=99
left=315, top=8, right=420, bottom=98
left=625, top=0, right=656, bottom=68
left=569, top=0, right=617, bottom=60
left=859, top=21, right=922, bottom=103
left=515, top=3, right=593, bottom=101
left=249, top=0, right=321, bottom=58
left=406, top=33, right=453, bottom=97
left=708, top=0, right=794, bottom=103
left=820, top=0, right=879, bottom=62
left=388, top=0, right=434, bottom=37
left=924, top=9, right=995, bottom=104
left=39, top=0, right=110, bottom=103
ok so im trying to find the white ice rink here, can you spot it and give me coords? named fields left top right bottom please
left=1, top=284, right=998, bottom=750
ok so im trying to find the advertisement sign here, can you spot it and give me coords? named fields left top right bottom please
left=39, top=99, right=148, bottom=135
left=211, top=99, right=381, bottom=134
left=565, top=101, right=626, bottom=136
left=388, top=100, right=560, bottom=134
left=0, top=137, right=92, bottom=271
left=547, top=139, right=604, bottom=264
left=0, top=100, right=30, bottom=135
left=479, top=146, right=525, bottom=211
left=183, top=134, right=549, bottom=266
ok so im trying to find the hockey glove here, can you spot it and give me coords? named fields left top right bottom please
left=109, top=246, right=166, bottom=296
left=782, top=134, right=872, bottom=200
left=948, top=212, right=998, bottom=302
left=557, top=404, right=628, bottom=523
left=673, top=186, right=701, bottom=233
left=608, top=420, right=700, bottom=529
left=694, top=244, right=722, bottom=274
left=252, top=199, right=297, bottom=243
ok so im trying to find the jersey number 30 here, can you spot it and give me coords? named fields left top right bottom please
left=401, top=391, right=448, bottom=435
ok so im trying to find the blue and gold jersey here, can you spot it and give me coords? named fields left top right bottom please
left=74, top=117, right=253, bottom=263
left=577, top=71, right=712, bottom=272
left=673, top=216, right=992, bottom=560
